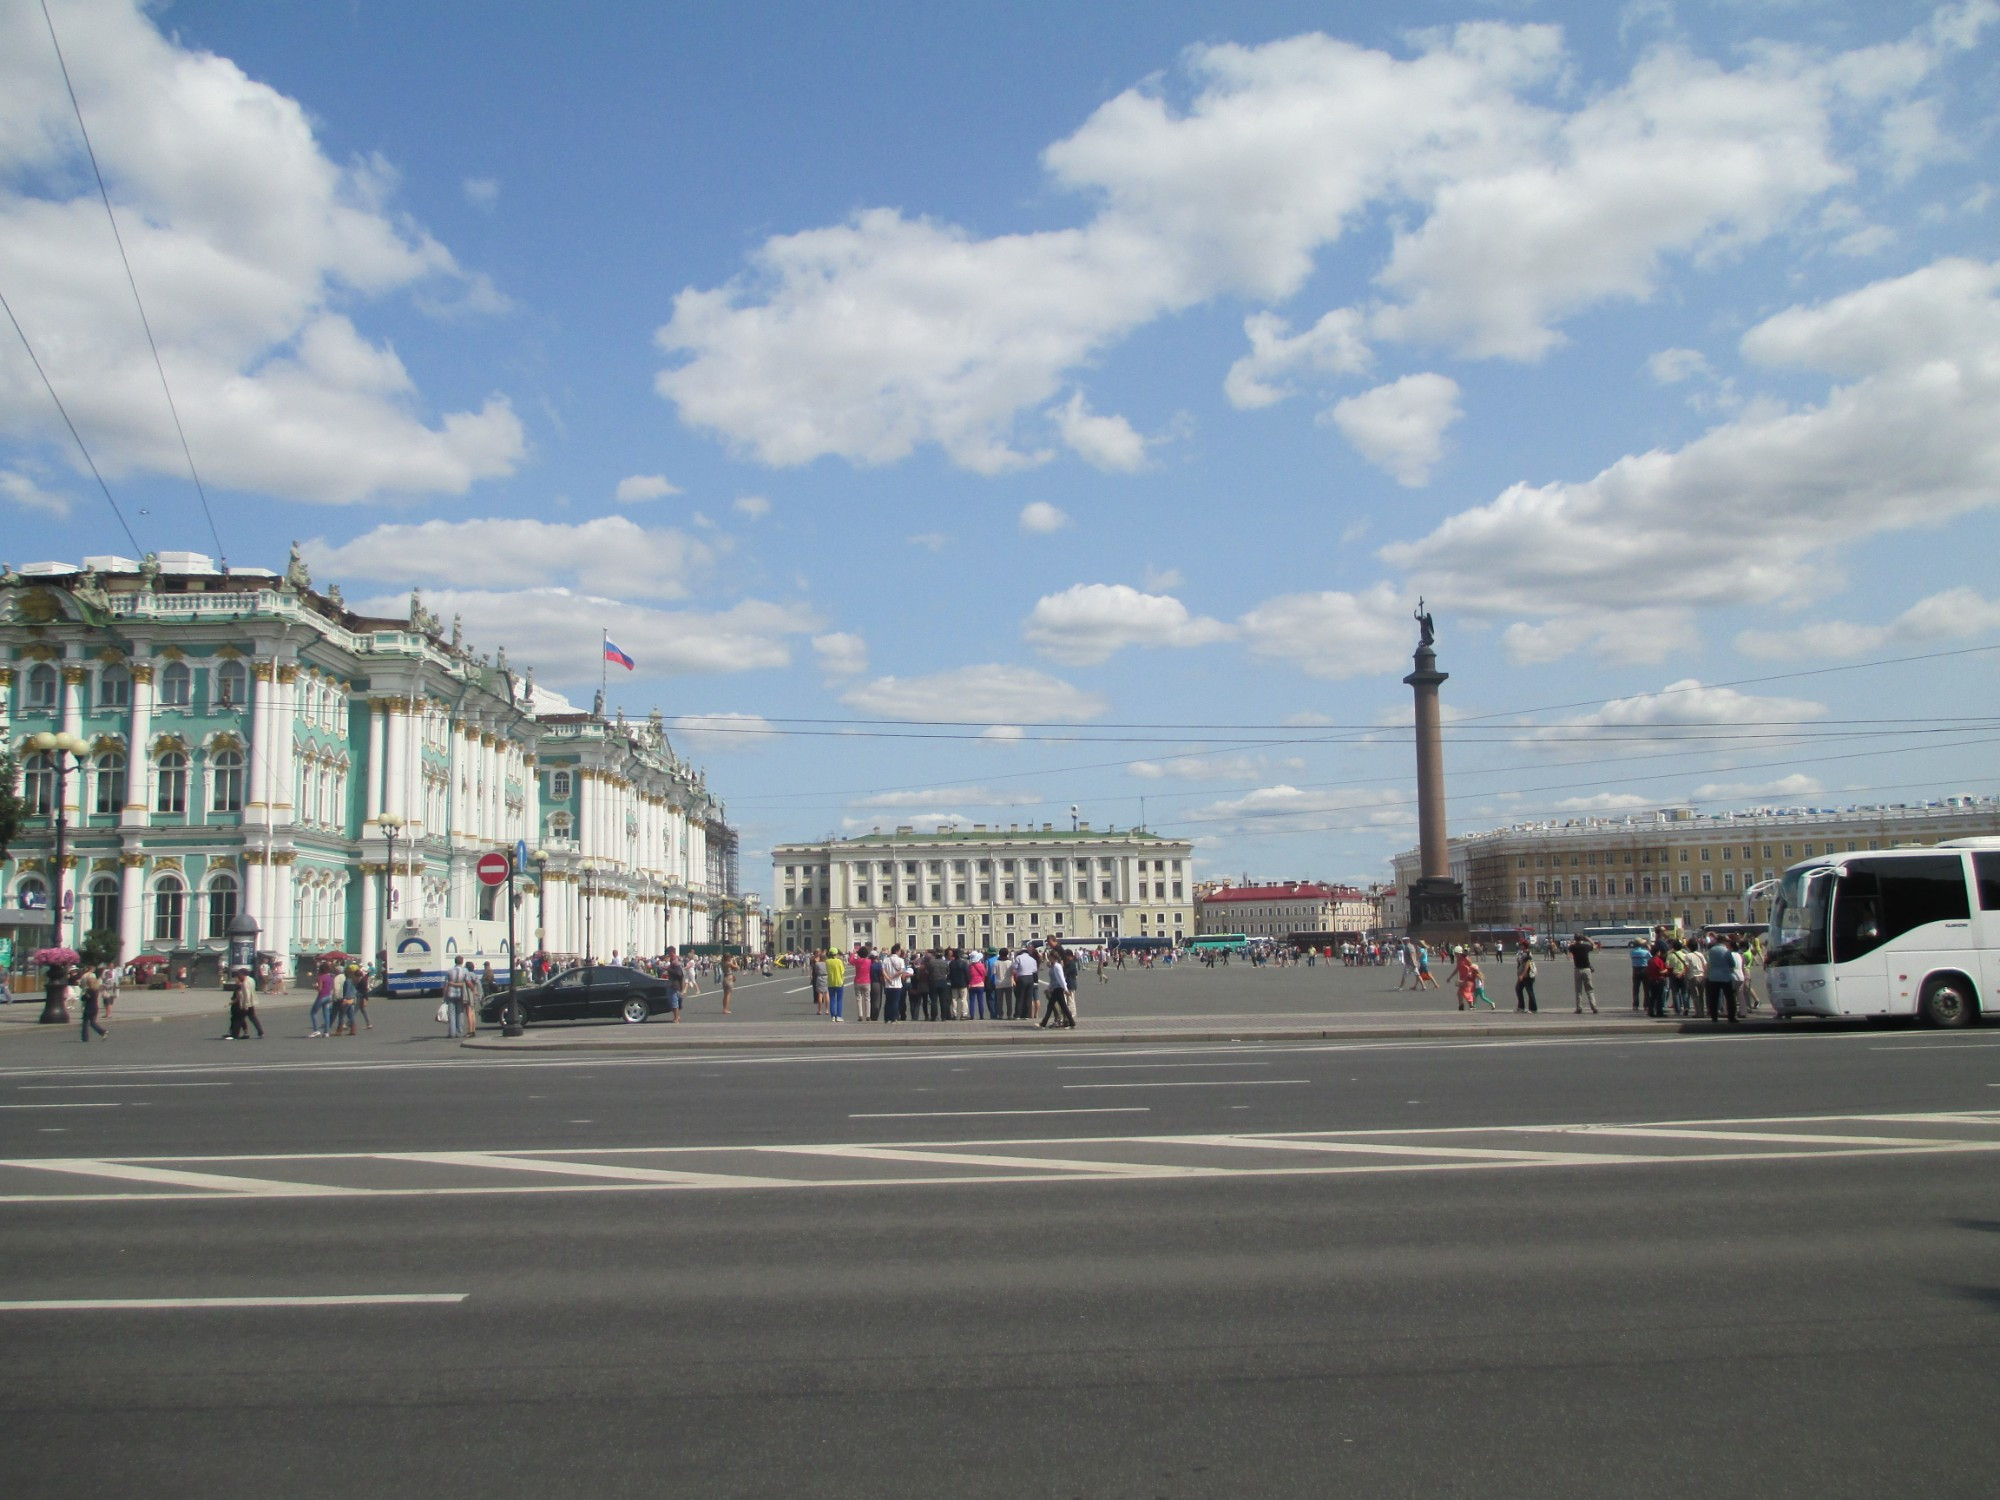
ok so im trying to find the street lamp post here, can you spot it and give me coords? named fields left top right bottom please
left=582, top=865, right=595, bottom=962
left=532, top=848, right=548, bottom=961
left=29, top=730, right=89, bottom=1024
left=378, top=814, right=406, bottom=972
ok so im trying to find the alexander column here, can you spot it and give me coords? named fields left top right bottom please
left=1403, top=601, right=1467, bottom=943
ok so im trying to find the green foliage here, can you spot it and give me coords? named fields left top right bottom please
left=0, top=747, right=20, bottom=862
left=79, top=928, right=121, bottom=968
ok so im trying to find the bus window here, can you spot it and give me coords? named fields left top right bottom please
left=1833, top=855, right=1969, bottom=962
left=1769, top=867, right=1831, bottom=967
left=1975, top=851, right=2000, bottom=911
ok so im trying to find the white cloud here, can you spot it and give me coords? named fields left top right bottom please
left=1128, top=755, right=1266, bottom=782
left=1384, top=258, right=2000, bottom=662
left=0, top=470, right=71, bottom=517
left=1053, top=391, right=1148, bottom=471
left=1647, top=347, right=1711, bottom=384
left=655, top=20, right=1946, bottom=473
left=1524, top=679, right=1827, bottom=761
left=852, top=785, right=1043, bottom=810
left=1142, top=565, right=1184, bottom=591
left=1188, top=784, right=1410, bottom=836
left=1019, top=501, right=1071, bottom=535
left=1325, top=373, right=1462, bottom=486
left=1236, top=583, right=1412, bottom=680
left=352, top=588, right=818, bottom=684
left=1024, top=583, right=1232, bottom=666
left=614, top=473, right=681, bottom=503
left=307, top=516, right=713, bottom=601
left=1691, top=772, right=1823, bottom=801
left=1551, top=793, right=1654, bottom=812
left=841, top=664, right=1108, bottom=724
left=981, top=724, right=1026, bottom=743
left=907, top=531, right=950, bottom=553
left=733, top=495, right=771, bottom=519
left=1224, top=308, right=1371, bottom=409
left=1735, top=587, right=2000, bottom=660
left=812, top=631, right=868, bottom=678
left=0, top=1, right=524, bottom=503
left=670, top=712, right=777, bottom=751
left=462, top=176, right=500, bottom=209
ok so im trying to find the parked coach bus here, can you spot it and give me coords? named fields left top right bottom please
left=1765, top=838, right=1999, bottom=1026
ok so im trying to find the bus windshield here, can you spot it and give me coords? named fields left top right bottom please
left=1767, top=866, right=1832, bottom=968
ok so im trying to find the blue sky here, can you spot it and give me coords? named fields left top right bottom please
left=4, top=0, right=1998, bottom=895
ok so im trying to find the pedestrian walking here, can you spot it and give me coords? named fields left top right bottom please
left=1415, top=943, right=1438, bottom=990
left=239, top=968, right=265, bottom=1037
left=722, top=955, right=739, bottom=1015
left=79, top=967, right=107, bottom=1042
left=993, top=947, right=1014, bottom=1020
left=1644, top=946, right=1670, bottom=1018
left=99, top=963, right=119, bottom=1020
left=1398, top=940, right=1418, bottom=989
left=826, top=948, right=846, bottom=1023
left=1039, top=944, right=1076, bottom=1029
left=1011, top=946, right=1039, bottom=1022
left=665, top=952, right=686, bottom=1022
left=444, top=959, right=468, bottom=1038
left=1567, top=933, right=1600, bottom=1013
left=947, top=948, right=970, bottom=1020
left=352, top=963, right=373, bottom=1030
left=1704, top=934, right=1740, bottom=1024
left=1514, top=945, right=1538, bottom=1013
left=310, top=964, right=336, bottom=1037
left=810, top=951, right=829, bottom=1016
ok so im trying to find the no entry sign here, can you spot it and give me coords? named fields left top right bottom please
left=476, top=851, right=512, bottom=887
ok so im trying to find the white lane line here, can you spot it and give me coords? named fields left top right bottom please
left=1517, top=1124, right=1974, bottom=1148
left=3, top=1159, right=361, bottom=1197
left=1063, top=1079, right=1311, bottom=1090
left=0, top=1294, right=466, bottom=1312
left=1056, top=1062, right=1272, bottom=1072
left=765, top=1143, right=1204, bottom=1178
left=20, top=1082, right=230, bottom=1091
left=386, top=1151, right=796, bottom=1189
left=1870, top=1042, right=2000, bottom=1052
left=850, top=1107, right=1150, bottom=1119
left=0, top=1103, right=122, bottom=1110
left=1183, top=1134, right=1613, bottom=1165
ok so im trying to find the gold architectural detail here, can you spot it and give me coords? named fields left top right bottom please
left=62, top=665, right=90, bottom=685
left=272, top=850, right=298, bottom=866
left=359, top=862, right=388, bottom=877
left=119, top=852, right=146, bottom=868
left=129, top=664, right=154, bottom=685
left=241, top=849, right=268, bottom=866
left=158, top=646, right=185, bottom=661
left=276, top=665, right=299, bottom=684
left=94, top=647, right=125, bottom=665
left=252, top=661, right=275, bottom=682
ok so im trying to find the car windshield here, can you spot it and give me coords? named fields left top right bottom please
left=1768, top=866, right=1831, bottom=967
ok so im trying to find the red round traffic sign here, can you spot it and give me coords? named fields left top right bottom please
left=475, top=851, right=512, bottom=887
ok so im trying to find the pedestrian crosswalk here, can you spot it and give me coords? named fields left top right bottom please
left=2, top=1109, right=1997, bottom=1203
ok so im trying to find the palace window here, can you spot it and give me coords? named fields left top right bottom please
left=211, top=749, right=245, bottom=813
left=88, top=876, right=119, bottom=938
left=550, top=770, right=573, bottom=800
left=159, top=661, right=192, bottom=707
left=206, top=871, right=239, bottom=940
left=152, top=874, right=186, bottom=945
left=100, top=665, right=131, bottom=708
left=22, top=752, right=55, bottom=816
left=155, top=751, right=188, bottom=814
left=93, top=752, right=124, bottom=816
left=216, top=660, right=247, bottom=708
left=25, top=663, right=58, bottom=711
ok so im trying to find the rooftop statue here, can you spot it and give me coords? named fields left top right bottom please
left=284, top=541, right=312, bottom=593
left=139, top=552, right=162, bottom=591
left=1414, top=597, right=1436, bottom=649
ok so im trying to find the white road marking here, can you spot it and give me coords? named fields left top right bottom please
left=0, top=1294, right=466, bottom=1312
left=20, top=1083, right=231, bottom=1090
left=1063, top=1079, right=1311, bottom=1090
left=1056, top=1062, right=1272, bottom=1072
left=766, top=1144, right=1203, bottom=1178
left=389, top=1151, right=794, bottom=1189
left=849, top=1107, right=1151, bottom=1119
left=6, top=1159, right=361, bottom=1196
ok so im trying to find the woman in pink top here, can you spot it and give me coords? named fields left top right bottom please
left=967, top=953, right=988, bottom=1019
left=850, top=949, right=873, bottom=1021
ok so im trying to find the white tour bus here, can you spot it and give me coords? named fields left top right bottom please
left=1764, top=838, right=2000, bottom=1026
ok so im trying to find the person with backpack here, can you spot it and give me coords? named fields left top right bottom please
left=665, top=950, right=686, bottom=1022
left=444, top=958, right=468, bottom=1037
left=1514, top=944, right=1538, bottom=1013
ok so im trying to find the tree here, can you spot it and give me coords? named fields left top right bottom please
left=0, top=746, right=21, bottom=863
left=79, top=928, right=120, bottom=968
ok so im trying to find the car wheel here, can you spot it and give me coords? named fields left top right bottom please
left=1919, top=976, right=1975, bottom=1028
left=621, top=998, right=649, bottom=1024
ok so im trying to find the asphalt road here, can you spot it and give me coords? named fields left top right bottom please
left=3, top=995, right=1999, bottom=1497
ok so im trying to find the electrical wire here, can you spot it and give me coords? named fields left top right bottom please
left=0, top=286, right=142, bottom=554
left=40, top=0, right=224, bottom=566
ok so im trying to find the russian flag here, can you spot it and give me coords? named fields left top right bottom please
left=604, top=638, right=636, bottom=671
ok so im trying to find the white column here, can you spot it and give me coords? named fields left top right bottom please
left=365, top=701, right=385, bottom=824
left=246, top=663, right=272, bottom=815
left=118, top=854, right=144, bottom=963
left=272, top=665, right=297, bottom=826
left=123, top=663, right=153, bottom=822
left=269, top=857, right=294, bottom=973
left=383, top=700, right=407, bottom=821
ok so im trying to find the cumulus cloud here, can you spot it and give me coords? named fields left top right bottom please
left=1236, top=583, right=1412, bottom=680
left=1128, top=755, right=1267, bottom=781
left=812, top=631, right=868, bottom=678
left=0, top=0, right=524, bottom=503
left=655, top=18, right=1956, bottom=472
left=1525, top=679, right=1827, bottom=761
left=1647, top=347, right=1711, bottom=384
left=841, top=665, right=1108, bottom=724
left=614, top=474, right=681, bottom=503
left=1019, top=501, right=1071, bottom=535
left=1024, top=584, right=1232, bottom=666
left=307, top=516, right=713, bottom=601
left=1735, top=586, right=2000, bottom=660
left=733, top=495, right=771, bottom=519
left=462, top=176, right=500, bottom=209
left=851, top=785, right=1043, bottom=810
left=351, top=588, right=819, bottom=683
left=1187, top=784, right=1411, bottom=836
left=1325, top=373, right=1462, bottom=485
left=0, top=469, right=71, bottom=517
left=1053, top=392, right=1149, bottom=471
left=1224, top=308, right=1371, bottom=409
left=1691, top=772, right=1824, bottom=801
left=1550, top=793, right=1654, bottom=812
left=1385, top=258, right=2000, bottom=663
left=670, top=712, right=777, bottom=751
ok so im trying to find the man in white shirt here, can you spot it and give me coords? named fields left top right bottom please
left=881, top=945, right=909, bottom=1024
left=1011, top=947, right=1039, bottom=1022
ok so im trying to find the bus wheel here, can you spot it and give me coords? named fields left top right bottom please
left=1919, top=977, right=1975, bottom=1028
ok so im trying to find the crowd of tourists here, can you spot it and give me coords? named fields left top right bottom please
left=1390, top=928, right=1763, bottom=1023
left=801, top=940, right=1086, bottom=1027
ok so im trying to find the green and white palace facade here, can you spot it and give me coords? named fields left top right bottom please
left=1, top=551, right=741, bottom=973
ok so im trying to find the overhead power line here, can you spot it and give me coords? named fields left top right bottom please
left=40, top=0, right=224, bottom=565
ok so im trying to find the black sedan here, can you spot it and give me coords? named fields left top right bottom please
left=477, top=965, right=676, bottom=1026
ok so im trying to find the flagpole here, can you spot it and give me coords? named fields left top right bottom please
left=601, top=627, right=608, bottom=715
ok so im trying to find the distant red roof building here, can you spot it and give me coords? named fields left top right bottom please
left=1196, top=881, right=1375, bottom=939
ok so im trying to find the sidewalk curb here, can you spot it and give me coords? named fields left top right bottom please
left=459, top=1015, right=1791, bottom=1053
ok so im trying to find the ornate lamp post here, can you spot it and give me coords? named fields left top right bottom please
left=532, top=847, right=548, bottom=961
left=581, top=864, right=596, bottom=962
left=28, top=729, right=89, bottom=1024
left=378, top=814, right=406, bottom=972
